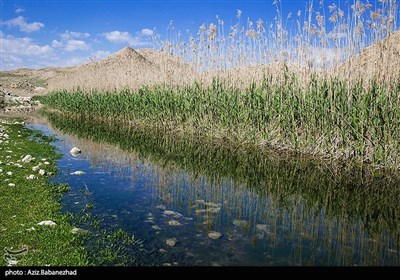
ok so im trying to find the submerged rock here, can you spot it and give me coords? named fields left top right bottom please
left=204, top=202, right=221, bottom=208
left=69, top=147, right=81, bottom=156
left=164, top=210, right=182, bottom=218
left=37, top=220, right=57, bottom=227
left=256, top=224, right=268, bottom=232
left=70, top=171, right=85, bottom=175
left=165, top=238, right=177, bottom=247
left=233, top=219, right=249, bottom=228
left=208, top=231, right=222, bottom=240
left=151, top=225, right=161, bottom=230
left=168, top=220, right=181, bottom=226
left=156, top=205, right=166, bottom=210
left=207, top=207, right=221, bottom=213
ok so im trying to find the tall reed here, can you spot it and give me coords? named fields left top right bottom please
left=157, top=0, right=398, bottom=74
left=40, top=72, right=400, bottom=170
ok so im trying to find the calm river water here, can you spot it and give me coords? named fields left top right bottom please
left=27, top=113, right=400, bottom=266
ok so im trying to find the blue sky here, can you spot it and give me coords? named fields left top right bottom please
left=0, top=0, right=314, bottom=69
left=0, top=0, right=391, bottom=70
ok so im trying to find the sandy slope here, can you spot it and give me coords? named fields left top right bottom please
left=46, top=47, right=196, bottom=91
left=333, top=30, right=400, bottom=83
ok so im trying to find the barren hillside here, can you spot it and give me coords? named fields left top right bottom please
left=47, top=47, right=197, bottom=91
left=333, top=30, right=400, bottom=83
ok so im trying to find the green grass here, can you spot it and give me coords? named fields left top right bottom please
left=40, top=72, right=400, bottom=171
left=0, top=118, right=88, bottom=266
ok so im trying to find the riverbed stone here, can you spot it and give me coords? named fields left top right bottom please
left=70, top=171, right=85, bottom=175
left=152, top=225, right=161, bottom=230
left=204, top=202, right=221, bottom=207
left=207, top=207, right=221, bottom=213
left=208, top=231, right=222, bottom=239
left=256, top=224, right=268, bottom=232
left=168, top=220, right=181, bottom=226
left=165, top=238, right=177, bottom=247
left=233, top=219, right=249, bottom=227
left=69, top=147, right=81, bottom=156
left=164, top=210, right=183, bottom=218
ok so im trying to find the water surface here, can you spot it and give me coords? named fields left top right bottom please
left=28, top=113, right=400, bottom=266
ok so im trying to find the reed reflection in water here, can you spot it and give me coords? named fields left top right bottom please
left=32, top=112, right=400, bottom=265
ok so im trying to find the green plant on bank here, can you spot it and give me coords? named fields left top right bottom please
left=0, top=118, right=88, bottom=266
left=40, top=73, right=400, bottom=171
left=0, top=118, right=146, bottom=266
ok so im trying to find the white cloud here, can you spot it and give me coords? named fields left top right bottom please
left=64, top=57, right=90, bottom=66
left=0, top=32, right=54, bottom=69
left=90, top=50, right=111, bottom=60
left=3, top=16, right=44, bottom=33
left=0, top=33, right=53, bottom=57
left=51, top=39, right=63, bottom=48
left=103, top=31, right=132, bottom=44
left=102, top=30, right=150, bottom=47
left=141, top=28, right=154, bottom=36
left=64, top=39, right=90, bottom=52
left=61, top=30, right=90, bottom=40
left=15, top=8, right=25, bottom=14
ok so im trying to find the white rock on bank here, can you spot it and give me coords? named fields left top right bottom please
left=26, top=174, right=36, bottom=180
left=37, top=220, right=57, bottom=227
left=32, top=166, right=40, bottom=172
left=71, top=227, right=88, bottom=234
left=21, top=155, right=33, bottom=163
left=38, top=169, right=46, bottom=176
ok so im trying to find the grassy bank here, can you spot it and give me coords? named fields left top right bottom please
left=0, top=117, right=88, bottom=266
left=40, top=73, right=400, bottom=171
